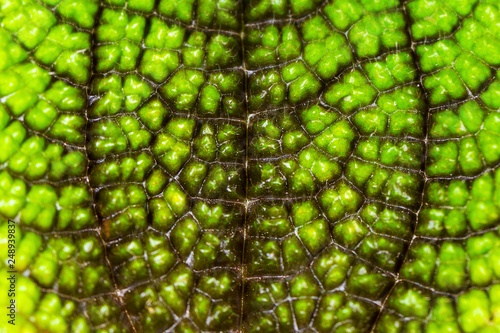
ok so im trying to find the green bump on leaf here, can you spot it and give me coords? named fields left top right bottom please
left=139, top=49, right=179, bottom=82
left=407, top=0, right=460, bottom=40
left=424, top=68, right=467, bottom=105
left=138, top=99, right=169, bottom=131
left=206, top=34, right=240, bottom=69
left=314, top=119, right=357, bottom=159
left=171, top=218, right=200, bottom=257
left=324, top=70, right=377, bottom=114
left=320, top=182, right=363, bottom=221
left=2, top=2, right=56, bottom=49
left=57, top=0, right=98, bottom=29
left=161, top=69, right=205, bottom=112
left=158, top=0, right=195, bottom=23
left=298, top=219, right=330, bottom=254
left=388, top=284, right=430, bottom=319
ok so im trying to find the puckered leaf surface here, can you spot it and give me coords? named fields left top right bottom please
left=0, top=0, right=499, bottom=331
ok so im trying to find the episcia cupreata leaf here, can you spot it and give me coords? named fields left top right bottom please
left=0, top=0, right=499, bottom=331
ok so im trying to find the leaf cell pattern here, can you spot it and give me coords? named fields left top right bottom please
left=0, top=0, right=499, bottom=332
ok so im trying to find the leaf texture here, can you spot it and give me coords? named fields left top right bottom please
left=0, top=0, right=499, bottom=332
